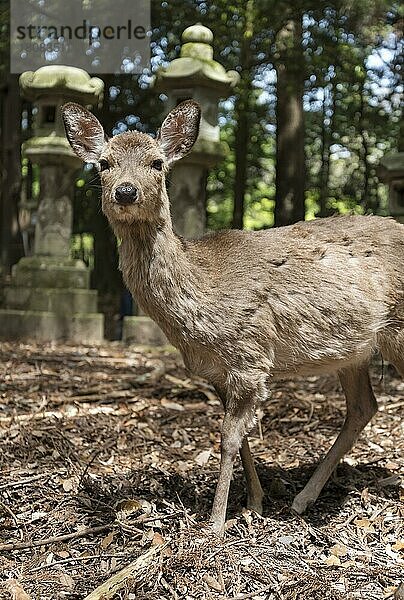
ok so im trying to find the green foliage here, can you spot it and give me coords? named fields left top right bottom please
left=0, top=0, right=9, bottom=84
left=206, top=0, right=402, bottom=229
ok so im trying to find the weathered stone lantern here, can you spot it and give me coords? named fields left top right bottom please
left=377, top=153, right=404, bottom=222
left=122, top=24, right=239, bottom=345
left=153, top=23, right=239, bottom=238
left=0, top=66, right=105, bottom=342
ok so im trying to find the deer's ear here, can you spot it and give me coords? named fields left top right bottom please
left=157, top=100, right=201, bottom=165
left=61, top=102, right=106, bottom=163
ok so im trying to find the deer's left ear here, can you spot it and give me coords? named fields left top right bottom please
left=157, top=100, right=201, bottom=166
left=61, top=102, right=106, bottom=164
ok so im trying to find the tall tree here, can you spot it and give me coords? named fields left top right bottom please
left=0, top=0, right=24, bottom=273
left=274, top=16, right=305, bottom=226
left=231, top=0, right=254, bottom=229
left=0, top=75, right=24, bottom=272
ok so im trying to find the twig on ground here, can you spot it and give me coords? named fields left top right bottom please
left=246, top=548, right=284, bottom=599
left=138, top=511, right=184, bottom=525
left=69, top=390, right=134, bottom=403
left=0, top=524, right=112, bottom=552
left=78, top=438, right=117, bottom=487
left=82, top=543, right=167, bottom=600
left=228, top=584, right=274, bottom=600
left=207, top=538, right=249, bottom=561
left=0, top=474, right=48, bottom=491
left=30, top=553, right=138, bottom=573
left=0, top=411, right=65, bottom=424
left=0, top=500, right=19, bottom=527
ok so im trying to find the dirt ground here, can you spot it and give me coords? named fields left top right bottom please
left=0, top=342, right=403, bottom=599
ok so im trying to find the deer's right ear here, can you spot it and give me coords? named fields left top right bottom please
left=157, top=100, right=201, bottom=165
left=61, top=103, right=106, bottom=164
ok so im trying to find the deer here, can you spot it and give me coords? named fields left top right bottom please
left=62, top=99, right=404, bottom=535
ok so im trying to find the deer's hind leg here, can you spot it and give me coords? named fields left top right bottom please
left=292, top=363, right=377, bottom=514
left=240, top=436, right=264, bottom=514
left=380, top=330, right=404, bottom=377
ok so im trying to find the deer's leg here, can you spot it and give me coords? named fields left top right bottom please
left=390, top=359, right=404, bottom=377
left=380, top=333, right=404, bottom=377
left=240, top=437, right=264, bottom=514
left=211, top=376, right=265, bottom=535
left=210, top=410, right=243, bottom=534
left=292, top=364, right=377, bottom=514
left=214, top=385, right=263, bottom=518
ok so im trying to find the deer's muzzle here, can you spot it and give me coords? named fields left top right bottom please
left=115, top=183, right=138, bottom=205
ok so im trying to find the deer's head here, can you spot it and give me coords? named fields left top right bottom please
left=62, top=100, right=201, bottom=228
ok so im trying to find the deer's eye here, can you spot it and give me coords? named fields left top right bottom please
left=151, top=159, right=163, bottom=171
left=99, top=159, right=110, bottom=172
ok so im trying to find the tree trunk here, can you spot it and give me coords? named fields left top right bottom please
left=0, top=74, right=23, bottom=273
left=398, top=116, right=404, bottom=153
left=318, top=84, right=334, bottom=217
left=87, top=75, right=124, bottom=317
left=92, top=204, right=123, bottom=339
left=92, top=207, right=122, bottom=294
left=359, top=80, right=372, bottom=212
left=232, top=0, right=254, bottom=230
left=274, top=18, right=305, bottom=227
left=232, top=87, right=251, bottom=229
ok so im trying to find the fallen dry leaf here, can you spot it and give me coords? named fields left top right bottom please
left=194, top=449, right=211, bottom=466
left=5, top=580, right=31, bottom=600
left=324, top=555, right=341, bottom=566
left=62, top=477, right=75, bottom=492
left=354, top=518, right=376, bottom=532
left=116, top=499, right=142, bottom=514
left=59, top=573, right=74, bottom=589
left=152, top=532, right=165, bottom=546
left=203, top=573, right=223, bottom=592
left=100, top=530, right=114, bottom=549
left=392, top=539, right=404, bottom=552
left=55, top=550, right=70, bottom=559
left=330, top=543, right=348, bottom=557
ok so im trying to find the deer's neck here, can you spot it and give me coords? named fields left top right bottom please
left=118, top=213, right=202, bottom=339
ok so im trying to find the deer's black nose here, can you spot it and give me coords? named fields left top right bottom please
left=115, top=183, right=138, bottom=205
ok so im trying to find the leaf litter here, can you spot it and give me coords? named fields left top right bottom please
left=0, top=342, right=403, bottom=599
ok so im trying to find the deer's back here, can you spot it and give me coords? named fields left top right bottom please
left=182, top=215, right=404, bottom=378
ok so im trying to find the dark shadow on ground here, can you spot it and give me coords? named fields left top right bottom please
left=75, top=460, right=399, bottom=527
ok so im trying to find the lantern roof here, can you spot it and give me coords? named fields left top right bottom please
left=154, top=24, right=239, bottom=93
left=377, top=152, right=404, bottom=181
left=19, top=66, right=104, bottom=106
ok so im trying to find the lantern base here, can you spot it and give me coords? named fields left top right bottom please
left=0, top=309, right=103, bottom=344
left=122, top=316, right=168, bottom=347
left=0, top=256, right=104, bottom=343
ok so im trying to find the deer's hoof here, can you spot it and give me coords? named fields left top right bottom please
left=291, top=492, right=314, bottom=515
left=246, top=499, right=263, bottom=516
left=209, top=520, right=225, bottom=537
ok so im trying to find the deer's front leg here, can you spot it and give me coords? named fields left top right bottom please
left=240, top=436, right=264, bottom=514
left=210, top=410, right=245, bottom=534
left=210, top=377, right=265, bottom=535
left=214, top=384, right=263, bottom=519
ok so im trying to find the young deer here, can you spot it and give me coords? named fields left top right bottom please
left=62, top=100, right=404, bottom=534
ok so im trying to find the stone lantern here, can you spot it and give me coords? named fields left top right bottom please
left=153, top=23, right=239, bottom=238
left=0, top=66, right=105, bottom=343
left=377, top=153, right=404, bottom=222
left=122, top=24, right=239, bottom=346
